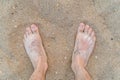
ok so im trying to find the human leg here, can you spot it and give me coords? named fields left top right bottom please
left=71, top=23, right=96, bottom=80
left=23, top=24, right=48, bottom=80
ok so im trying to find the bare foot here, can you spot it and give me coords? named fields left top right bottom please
left=23, top=24, right=48, bottom=70
left=72, top=23, right=96, bottom=72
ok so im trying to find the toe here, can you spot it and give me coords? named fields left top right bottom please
left=26, top=27, right=32, bottom=35
left=91, top=31, right=96, bottom=41
left=88, top=27, right=92, bottom=36
left=84, top=25, right=90, bottom=34
left=31, top=24, right=39, bottom=33
left=78, top=23, right=85, bottom=32
left=94, top=36, right=96, bottom=41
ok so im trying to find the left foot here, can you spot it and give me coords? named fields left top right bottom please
left=72, top=23, right=96, bottom=72
left=23, top=24, right=48, bottom=70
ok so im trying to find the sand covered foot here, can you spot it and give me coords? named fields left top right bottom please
left=72, top=23, right=96, bottom=71
left=23, top=24, right=48, bottom=70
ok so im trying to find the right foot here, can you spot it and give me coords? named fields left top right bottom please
left=23, top=24, right=48, bottom=71
left=72, top=23, right=96, bottom=72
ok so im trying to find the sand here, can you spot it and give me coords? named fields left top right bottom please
left=0, top=0, right=120, bottom=80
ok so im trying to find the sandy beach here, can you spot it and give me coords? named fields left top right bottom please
left=0, top=0, right=120, bottom=80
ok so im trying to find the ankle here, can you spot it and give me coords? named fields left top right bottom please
left=34, top=57, right=48, bottom=73
left=30, top=65, right=47, bottom=80
left=71, top=56, right=85, bottom=73
left=72, top=63, right=84, bottom=74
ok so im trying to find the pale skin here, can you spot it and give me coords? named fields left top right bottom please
left=23, top=23, right=96, bottom=80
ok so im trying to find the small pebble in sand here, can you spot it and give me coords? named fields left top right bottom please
left=12, top=6, right=16, bottom=9
left=56, top=3, right=60, bottom=7
left=95, top=56, right=98, bottom=59
left=64, top=56, right=67, bottom=60
left=14, top=25, right=18, bottom=28
left=52, top=32, right=55, bottom=35
left=118, top=38, right=120, bottom=41
left=55, top=71, right=58, bottom=74
left=11, top=12, right=14, bottom=15
left=12, top=20, right=15, bottom=22
left=0, top=70, right=2, bottom=74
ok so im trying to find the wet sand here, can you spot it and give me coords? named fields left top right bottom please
left=0, top=0, right=120, bottom=80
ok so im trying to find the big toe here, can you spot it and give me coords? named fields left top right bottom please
left=31, top=24, right=39, bottom=33
left=78, top=23, right=85, bottom=32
